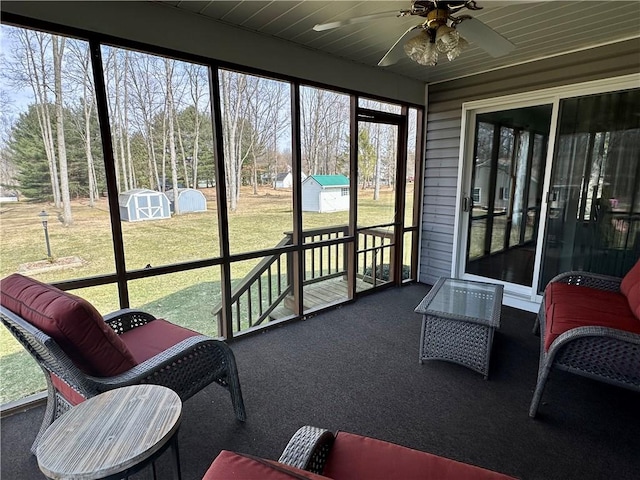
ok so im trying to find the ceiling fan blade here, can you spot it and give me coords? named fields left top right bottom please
left=456, top=17, right=516, bottom=58
left=378, top=25, right=422, bottom=67
left=313, top=11, right=402, bottom=32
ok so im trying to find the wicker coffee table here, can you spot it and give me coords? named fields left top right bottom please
left=415, top=277, right=503, bottom=379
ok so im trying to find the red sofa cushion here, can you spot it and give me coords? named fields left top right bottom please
left=544, top=282, right=640, bottom=351
left=0, top=274, right=136, bottom=377
left=620, top=258, right=640, bottom=318
left=119, top=318, right=200, bottom=364
left=202, top=450, right=332, bottom=480
left=322, top=431, right=517, bottom=480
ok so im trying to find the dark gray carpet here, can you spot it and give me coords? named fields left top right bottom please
left=2, top=283, right=639, bottom=479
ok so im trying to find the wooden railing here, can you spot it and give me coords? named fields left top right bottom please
left=212, top=237, right=293, bottom=333
left=295, top=225, right=349, bottom=285
left=213, top=224, right=397, bottom=334
left=357, top=227, right=395, bottom=287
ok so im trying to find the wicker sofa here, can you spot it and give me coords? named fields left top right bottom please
left=529, top=258, right=640, bottom=417
left=203, top=425, right=518, bottom=480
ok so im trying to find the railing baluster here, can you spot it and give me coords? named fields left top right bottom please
left=268, top=265, right=273, bottom=305
left=247, top=287, right=253, bottom=327
left=258, top=275, right=263, bottom=316
left=373, top=246, right=378, bottom=287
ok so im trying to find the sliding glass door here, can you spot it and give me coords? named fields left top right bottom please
left=459, top=83, right=639, bottom=309
left=464, top=105, right=552, bottom=287
left=540, top=88, right=640, bottom=289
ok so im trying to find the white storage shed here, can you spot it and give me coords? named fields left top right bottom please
left=301, top=175, right=350, bottom=213
left=274, top=171, right=307, bottom=189
left=166, top=188, right=207, bottom=214
left=119, top=189, right=171, bottom=222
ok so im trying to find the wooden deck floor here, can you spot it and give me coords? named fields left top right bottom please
left=270, top=276, right=379, bottom=320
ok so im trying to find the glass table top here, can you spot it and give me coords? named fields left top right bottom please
left=414, top=278, right=503, bottom=327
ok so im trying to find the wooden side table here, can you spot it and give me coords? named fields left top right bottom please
left=37, top=384, right=182, bottom=480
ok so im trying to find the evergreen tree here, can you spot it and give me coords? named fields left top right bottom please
left=9, top=106, right=51, bottom=200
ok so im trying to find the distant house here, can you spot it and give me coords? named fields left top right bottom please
left=165, top=188, right=207, bottom=214
left=273, top=171, right=307, bottom=189
left=302, top=175, right=350, bottom=213
left=119, top=189, right=171, bottom=222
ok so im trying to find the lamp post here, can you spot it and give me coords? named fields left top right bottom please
left=38, top=210, right=52, bottom=260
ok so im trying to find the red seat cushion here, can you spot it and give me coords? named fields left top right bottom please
left=620, top=257, right=640, bottom=318
left=0, top=274, right=136, bottom=376
left=544, top=282, right=640, bottom=351
left=119, top=318, right=200, bottom=364
left=202, top=450, right=332, bottom=480
left=322, top=432, right=517, bottom=480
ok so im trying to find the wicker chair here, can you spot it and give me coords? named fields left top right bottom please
left=529, top=270, right=640, bottom=418
left=0, top=277, right=246, bottom=454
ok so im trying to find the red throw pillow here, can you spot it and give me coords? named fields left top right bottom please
left=0, top=274, right=136, bottom=376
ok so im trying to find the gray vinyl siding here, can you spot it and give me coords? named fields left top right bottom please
left=419, top=38, right=640, bottom=286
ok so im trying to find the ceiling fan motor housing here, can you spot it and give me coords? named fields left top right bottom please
left=425, top=8, right=449, bottom=29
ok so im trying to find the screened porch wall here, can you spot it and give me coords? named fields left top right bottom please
left=420, top=38, right=640, bottom=286
left=1, top=0, right=425, bottom=106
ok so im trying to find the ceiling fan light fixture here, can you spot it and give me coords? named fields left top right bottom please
left=403, top=31, right=438, bottom=66
left=435, top=24, right=460, bottom=54
left=445, top=34, right=468, bottom=61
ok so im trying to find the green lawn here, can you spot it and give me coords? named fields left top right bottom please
left=0, top=185, right=413, bottom=404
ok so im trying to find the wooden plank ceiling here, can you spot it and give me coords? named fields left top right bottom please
left=155, top=1, right=640, bottom=84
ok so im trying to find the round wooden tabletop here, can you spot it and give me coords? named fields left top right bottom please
left=37, top=384, right=182, bottom=480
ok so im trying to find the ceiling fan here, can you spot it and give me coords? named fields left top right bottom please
left=313, top=0, right=516, bottom=67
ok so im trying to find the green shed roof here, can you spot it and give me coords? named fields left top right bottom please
left=310, top=175, right=349, bottom=187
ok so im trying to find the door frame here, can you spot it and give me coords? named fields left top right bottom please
left=452, top=73, right=640, bottom=312
left=354, top=106, right=408, bottom=290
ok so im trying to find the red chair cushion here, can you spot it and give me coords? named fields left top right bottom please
left=0, top=274, right=136, bottom=376
left=322, top=431, right=517, bottom=480
left=620, top=258, right=640, bottom=318
left=544, top=282, right=640, bottom=351
left=50, top=373, right=86, bottom=406
left=202, top=450, right=332, bottom=480
left=119, top=318, right=200, bottom=364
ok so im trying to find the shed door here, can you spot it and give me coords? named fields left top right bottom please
left=136, top=193, right=162, bottom=220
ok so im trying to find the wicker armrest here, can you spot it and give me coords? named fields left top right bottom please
left=278, top=425, right=335, bottom=474
left=547, top=270, right=622, bottom=292
left=104, top=308, right=157, bottom=334
left=87, top=335, right=225, bottom=385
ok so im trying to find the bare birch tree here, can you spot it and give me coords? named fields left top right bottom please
left=164, top=58, right=179, bottom=212
left=66, top=40, right=99, bottom=205
left=301, top=87, right=349, bottom=176
left=51, top=35, right=73, bottom=225
left=184, top=63, right=210, bottom=188
left=127, top=52, right=162, bottom=190
left=219, top=70, right=255, bottom=211
left=9, top=30, right=61, bottom=206
left=246, top=79, right=288, bottom=194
